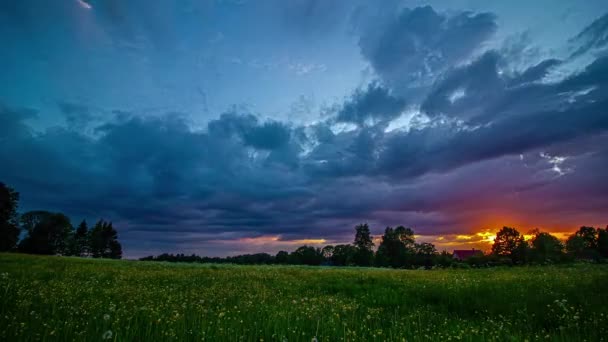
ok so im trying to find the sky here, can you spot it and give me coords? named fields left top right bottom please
left=1, top=0, right=607, bottom=258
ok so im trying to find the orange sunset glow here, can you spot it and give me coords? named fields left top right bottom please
left=210, top=225, right=580, bottom=255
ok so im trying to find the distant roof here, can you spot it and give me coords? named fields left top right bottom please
left=452, top=249, right=483, bottom=259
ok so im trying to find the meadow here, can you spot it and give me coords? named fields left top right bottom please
left=1, top=253, right=607, bottom=341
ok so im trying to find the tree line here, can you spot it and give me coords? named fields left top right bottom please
left=0, top=182, right=122, bottom=258
left=488, top=226, right=608, bottom=265
left=142, top=223, right=608, bottom=268
left=4, top=181, right=606, bottom=266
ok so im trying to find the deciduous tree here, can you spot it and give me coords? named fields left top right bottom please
left=0, top=182, right=20, bottom=251
left=491, top=227, right=528, bottom=263
left=18, top=211, right=72, bottom=255
left=566, top=226, right=600, bottom=260
left=376, top=226, right=416, bottom=268
left=530, top=231, right=564, bottom=262
left=598, top=227, right=608, bottom=258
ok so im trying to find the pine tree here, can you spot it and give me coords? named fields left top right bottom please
left=353, top=223, right=374, bottom=266
left=89, top=220, right=122, bottom=259
left=75, top=220, right=89, bottom=256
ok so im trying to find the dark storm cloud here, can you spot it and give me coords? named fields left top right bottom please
left=421, top=51, right=505, bottom=122
left=0, top=107, right=310, bottom=231
left=508, top=59, right=562, bottom=86
left=378, top=53, right=608, bottom=177
left=58, top=102, right=95, bottom=129
left=2, top=3, right=608, bottom=257
left=0, top=105, right=37, bottom=139
left=569, top=13, right=608, bottom=58
left=336, top=83, right=407, bottom=124
left=354, top=5, right=497, bottom=94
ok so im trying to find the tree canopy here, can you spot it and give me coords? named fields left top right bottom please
left=0, top=182, right=20, bottom=251
left=1, top=182, right=122, bottom=259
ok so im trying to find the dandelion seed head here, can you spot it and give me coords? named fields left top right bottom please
left=102, top=330, right=113, bottom=340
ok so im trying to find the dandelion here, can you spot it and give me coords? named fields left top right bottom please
left=103, top=314, right=110, bottom=321
left=102, top=330, right=113, bottom=340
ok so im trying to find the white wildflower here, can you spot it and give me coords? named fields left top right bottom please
left=102, top=330, right=113, bottom=340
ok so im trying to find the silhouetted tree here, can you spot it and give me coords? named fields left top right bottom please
left=577, top=226, right=599, bottom=249
left=566, top=226, right=600, bottom=260
left=491, top=227, right=529, bottom=263
left=0, top=182, right=20, bottom=251
left=228, top=253, right=273, bottom=264
left=331, top=244, right=357, bottom=266
left=289, top=246, right=323, bottom=265
left=436, top=250, right=455, bottom=267
left=20, top=210, right=54, bottom=235
left=353, top=223, right=374, bottom=266
left=566, top=235, right=587, bottom=259
left=376, top=226, right=415, bottom=268
left=414, top=242, right=438, bottom=268
left=275, top=250, right=289, bottom=264
left=598, top=226, right=608, bottom=258
left=512, top=239, right=530, bottom=264
left=74, top=220, right=89, bottom=256
left=530, top=230, right=564, bottom=262
left=321, top=245, right=334, bottom=263
left=89, top=220, right=122, bottom=259
left=18, top=211, right=72, bottom=255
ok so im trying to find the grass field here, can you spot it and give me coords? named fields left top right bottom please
left=1, top=254, right=607, bottom=341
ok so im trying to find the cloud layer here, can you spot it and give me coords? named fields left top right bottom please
left=1, top=2, right=607, bottom=257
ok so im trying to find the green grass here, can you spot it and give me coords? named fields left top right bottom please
left=1, top=253, right=607, bottom=341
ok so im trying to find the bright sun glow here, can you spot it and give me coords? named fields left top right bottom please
left=476, top=231, right=497, bottom=244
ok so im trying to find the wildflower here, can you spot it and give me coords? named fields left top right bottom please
left=103, top=314, right=110, bottom=321
left=311, top=337, right=318, bottom=342
left=102, top=330, right=113, bottom=340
